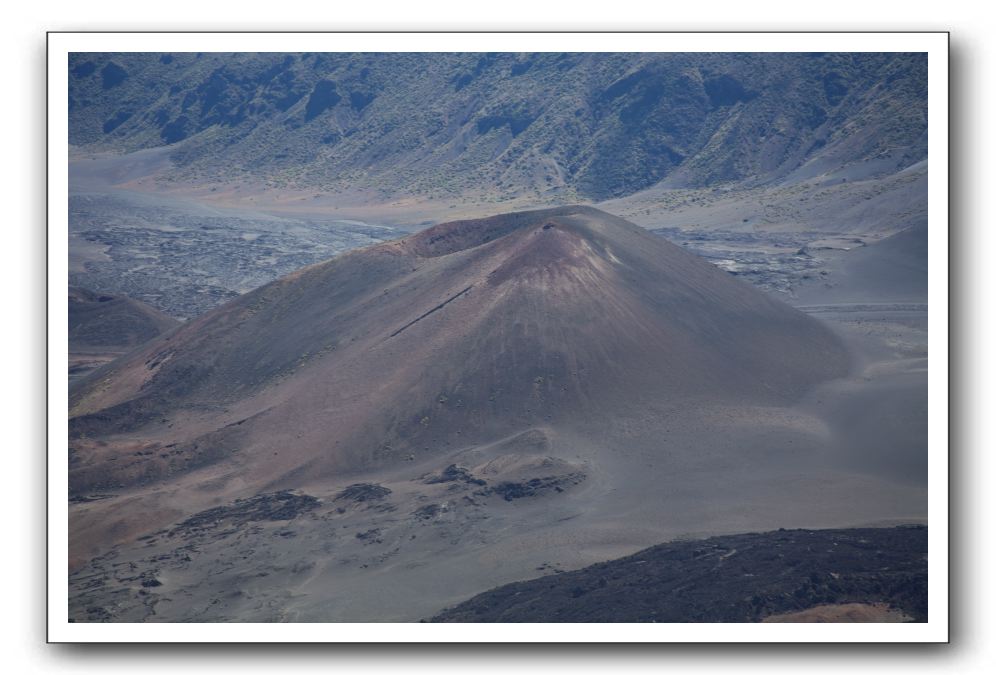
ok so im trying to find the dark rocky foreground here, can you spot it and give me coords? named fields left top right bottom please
left=430, top=526, right=927, bottom=623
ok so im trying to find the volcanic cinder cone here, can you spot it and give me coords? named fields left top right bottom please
left=68, top=206, right=850, bottom=563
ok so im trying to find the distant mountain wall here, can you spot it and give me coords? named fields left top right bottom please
left=69, top=52, right=927, bottom=200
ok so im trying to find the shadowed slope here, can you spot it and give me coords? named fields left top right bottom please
left=795, top=223, right=928, bottom=304
left=70, top=286, right=179, bottom=350
left=68, top=286, right=180, bottom=381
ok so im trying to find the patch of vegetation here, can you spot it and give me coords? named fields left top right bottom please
left=68, top=52, right=927, bottom=200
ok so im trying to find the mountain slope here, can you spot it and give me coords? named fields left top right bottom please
left=69, top=206, right=848, bottom=497
left=68, top=286, right=180, bottom=381
left=794, top=223, right=928, bottom=304
left=70, top=286, right=179, bottom=348
left=68, top=52, right=927, bottom=201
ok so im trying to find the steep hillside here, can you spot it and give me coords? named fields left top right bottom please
left=68, top=52, right=927, bottom=201
left=69, top=286, right=179, bottom=348
left=794, top=223, right=928, bottom=304
left=68, top=286, right=180, bottom=381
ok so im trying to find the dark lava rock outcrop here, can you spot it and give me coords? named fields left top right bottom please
left=431, top=526, right=928, bottom=623
left=171, top=490, right=319, bottom=535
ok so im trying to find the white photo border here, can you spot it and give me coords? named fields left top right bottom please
left=47, top=31, right=949, bottom=643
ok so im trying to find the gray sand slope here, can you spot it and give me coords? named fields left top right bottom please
left=794, top=223, right=927, bottom=305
